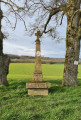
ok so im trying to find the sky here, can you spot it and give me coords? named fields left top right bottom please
left=3, top=19, right=66, bottom=58
left=1, top=2, right=76, bottom=58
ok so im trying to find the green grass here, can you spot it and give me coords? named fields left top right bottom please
left=0, top=63, right=81, bottom=120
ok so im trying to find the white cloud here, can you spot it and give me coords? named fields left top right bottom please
left=3, top=41, right=35, bottom=56
left=3, top=40, right=66, bottom=58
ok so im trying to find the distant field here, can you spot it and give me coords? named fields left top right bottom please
left=0, top=63, right=81, bottom=120
left=8, top=63, right=81, bottom=80
left=8, top=63, right=64, bottom=79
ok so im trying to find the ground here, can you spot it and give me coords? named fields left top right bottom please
left=0, top=63, right=81, bottom=120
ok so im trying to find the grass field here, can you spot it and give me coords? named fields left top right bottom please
left=0, top=63, right=81, bottom=120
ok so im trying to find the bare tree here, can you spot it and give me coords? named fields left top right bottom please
left=0, top=0, right=27, bottom=86
left=24, top=0, right=81, bottom=86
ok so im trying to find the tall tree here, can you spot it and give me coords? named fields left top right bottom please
left=0, top=0, right=27, bottom=86
left=24, top=0, right=81, bottom=86
left=62, top=0, right=81, bottom=86
left=0, top=4, right=10, bottom=86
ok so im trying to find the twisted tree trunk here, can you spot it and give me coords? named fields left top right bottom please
left=0, top=8, right=10, bottom=86
left=62, top=0, right=81, bottom=86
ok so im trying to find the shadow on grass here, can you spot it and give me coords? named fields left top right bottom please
left=48, top=79, right=81, bottom=94
left=49, top=85, right=66, bottom=94
left=47, top=79, right=61, bottom=85
left=0, top=78, right=31, bottom=92
left=77, top=78, right=81, bottom=86
left=0, top=78, right=81, bottom=95
left=47, top=79, right=65, bottom=94
left=49, top=86, right=66, bottom=94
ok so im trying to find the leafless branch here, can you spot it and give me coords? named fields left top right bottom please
left=24, top=0, right=68, bottom=39
left=1, top=0, right=27, bottom=31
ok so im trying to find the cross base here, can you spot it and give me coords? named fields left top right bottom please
left=27, top=89, right=48, bottom=96
left=26, top=81, right=51, bottom=96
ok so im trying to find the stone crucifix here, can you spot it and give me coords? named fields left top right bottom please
left=26, top=30, right=51, bottom=96
left=33, top=30, right=42, bottom=81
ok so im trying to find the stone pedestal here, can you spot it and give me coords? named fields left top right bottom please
left=26, top=82, right=51, bottom=96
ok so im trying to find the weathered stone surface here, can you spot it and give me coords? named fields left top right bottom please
left=26, top=81, right=51, bottom=96
left=28, top=89, right=48, bottom=96
left=26, top=82, right=51, bottom=88
left=33, top=72, right=42, bottom=81
left=26, top=30, right=51, bottom=95
left=0, top=54, right=10, bottom=86
left=33, top=33, right=42, bottom=82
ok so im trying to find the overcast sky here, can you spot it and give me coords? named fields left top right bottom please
left=3, top=19, right=66, bottom=58
left=2, top=2, right=80, bottom=58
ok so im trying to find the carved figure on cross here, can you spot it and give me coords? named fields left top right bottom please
left=35, top=30, right=41, bottom=39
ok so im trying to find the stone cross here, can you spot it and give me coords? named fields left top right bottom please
left=33, top=30, right=42, bottom=81
left=35, top=30, right=41, bottom=40
left=26, top=30, right=51, bottom=96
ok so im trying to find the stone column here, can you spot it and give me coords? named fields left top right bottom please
left=26, top=30, right=51, bottom=96
left=33, top=31, right=42, bottom=82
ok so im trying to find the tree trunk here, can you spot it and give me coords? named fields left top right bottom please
left=62, top=0, right=81, bottom=86
left=0, top=55, right=10, bottom=86
left=0, top=8, right=10, bottom=86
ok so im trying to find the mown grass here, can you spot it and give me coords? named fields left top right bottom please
left=0, top=63, right=81, bottom=120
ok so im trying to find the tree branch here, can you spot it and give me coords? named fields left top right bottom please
left=1, top=0, right=27, bottom=31
left=71, top=9, right=81, bottom=25
left=42, top=5, right=66, bottom=34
